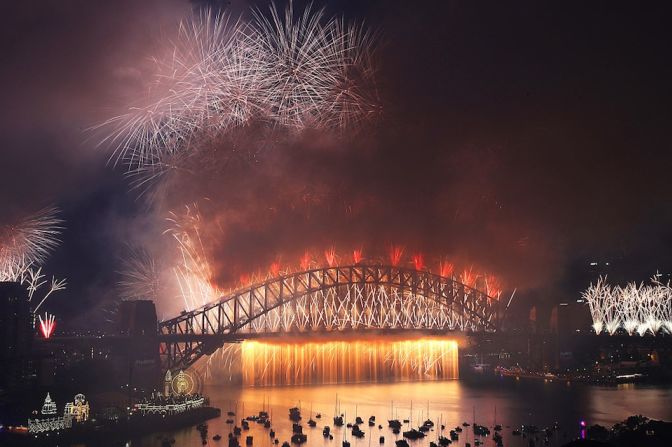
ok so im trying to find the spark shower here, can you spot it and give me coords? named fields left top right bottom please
left=240, top=337, right=459, bottom=387
left=582, top=276, right=672, bottom=336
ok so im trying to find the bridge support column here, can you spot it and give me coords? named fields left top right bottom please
left=118, top=300, right=161, bottom=391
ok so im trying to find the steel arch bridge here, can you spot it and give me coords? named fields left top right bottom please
left=158, top=264, right=500, bottom=372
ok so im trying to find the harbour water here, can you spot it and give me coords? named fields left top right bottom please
left=124, top=378, right=672, bottom=447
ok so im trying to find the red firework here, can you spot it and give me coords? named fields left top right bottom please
left=485, top=274, right=502, bottom=299
left=460, top=267, right=476, bottom=288
left=239, top=273, right=251, bottom=286
left=352, top=248, right=363, bottom=264
left=38, top=312, right=56, bottom=339
left=300, top=252, right=311, bottom=270
left=439, top=260, right=454, bottom=278
left=412, top=253, right=424, bottom=271
left=389, top=245, right=404, bottom=266
left=269, top=261, right=281, bottom=277
left=324, top=247, right=337, bottom=267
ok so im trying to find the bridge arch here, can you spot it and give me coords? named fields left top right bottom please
left=158, top=264, right=499, bottom=371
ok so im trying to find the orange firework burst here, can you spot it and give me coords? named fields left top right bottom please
left=352, top=248, right=363, bottom=264
left=269, top=261, right=281, bottom=277
left=300, top=251, right=311, bottom=270
left=439, top=260, right=454, bottom=278
left=388, top=245, right=404, bottom=266
left=239, top=273, right=251, bottom=286
left=484, top=274, right=502, bottom=299
left=324, top=247, right=337, bottom=267
left=412, top=253, right=424, bottom=271
left=460, top=267, right=476, bottom=288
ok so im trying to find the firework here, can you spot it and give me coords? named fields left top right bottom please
left=388, top=245, right=404, bottom=266
left=0, top=207, right=63, bottom=281
left=484, top=274, right=502, bottom=299
left=165, top=204, right=221, bottom=311
left=38, top=312, right=56, bottom=339
left=439, top=260, right=454, bottom=278
left=117, top=246, right=163, bottom=301
left=582, top=275, right=672, bottom=336
left=96, top=11, right=252, bottom=170
left=412, top=253, right=424, bottom=271
left=460, top=267, right=476, bottom=288
left=352, top=248, right=363, bottom=264
left=300, top=251, right=312, bottom=270
left=97, top=2, right=380, bottom=179
left=324, top=247, right=337, bottom=267
left=269, top=261, right=281, bottom=277
left=252, top=1, right=378, bottom=129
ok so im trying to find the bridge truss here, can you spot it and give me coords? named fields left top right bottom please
left=159, top=264, right=500, bottom=372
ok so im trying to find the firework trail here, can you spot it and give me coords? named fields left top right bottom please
left=0, top=207, right=63, bottom=281
left=165, top=204, right=222, bottom=311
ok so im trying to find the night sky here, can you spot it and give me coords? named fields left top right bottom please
left=2, top=1, right=672, bottom=325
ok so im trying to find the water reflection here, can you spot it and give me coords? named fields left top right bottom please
left=124, top=379, right=672, bottom=447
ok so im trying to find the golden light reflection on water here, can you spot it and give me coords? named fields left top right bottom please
left=241, top=338, right=459, bottom=387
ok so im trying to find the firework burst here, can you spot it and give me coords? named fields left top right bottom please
left=165, top=204, right=222, bottom=311
left=117, top=245, right=164, bottom=301
left=96, top=2, right=380, bottom=181
left=582, top=275, right=672, bottom=336
left=0, top=206, right=63, bottom=281
left=38, top=312, right=57, bottom=339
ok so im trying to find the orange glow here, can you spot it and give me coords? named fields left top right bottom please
left=412, top=253, right=424, bottom=271
left=389, top=245, right=404, bottom=266
left=352, top=248, right=363, bottom=264
left=300, top=251, right=311, bottom=270
left=439, top=260, right=454, bottom=278
left=270, top=261, right=281, bottom=277
left=241, top=337, right=459, bottom=387
left=485, top=274, right=502, bottom=299
left=460, top=267, right=476, bottom=288
left=239, top=273, right=251, bottom=286
left=324, top=247, right=337, bottom=267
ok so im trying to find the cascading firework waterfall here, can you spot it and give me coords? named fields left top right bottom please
left=239, top=337, right=459, bottom=387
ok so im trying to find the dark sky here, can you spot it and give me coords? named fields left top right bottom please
left=2, top=1, right=672, bottom=324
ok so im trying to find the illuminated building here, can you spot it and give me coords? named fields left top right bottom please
left=41, top=392, right=57, bottom=415
left=64, top=394, right=90, bottom=422
left=28, top=393, right=73, bottom=434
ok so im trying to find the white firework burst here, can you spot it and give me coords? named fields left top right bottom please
left=96, top=3, right=380, bottom=177
left=0, top=207, right=63, bottom=281
left=117, top=245, right=163, bottom=301
left=582, top=275, right=672, bottom=336
left=165, top=204, right=221, bottom=311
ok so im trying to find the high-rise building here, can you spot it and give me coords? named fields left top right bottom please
left=0, top=282, right=33, bottom=390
